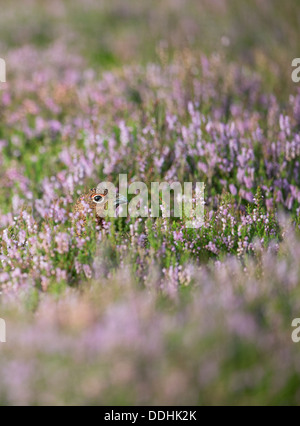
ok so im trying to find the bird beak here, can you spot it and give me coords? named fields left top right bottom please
left=114, top=195, right=128, bottom=207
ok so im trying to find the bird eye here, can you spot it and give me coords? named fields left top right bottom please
left=93, top=195, right=103, bottom=203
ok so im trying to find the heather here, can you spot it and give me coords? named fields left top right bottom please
left=0, top=0, right=300, bottom=406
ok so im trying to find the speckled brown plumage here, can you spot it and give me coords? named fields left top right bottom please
left=73, top=188, right=108, bottom=228
left=73, top=188, right=127, bottom=233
